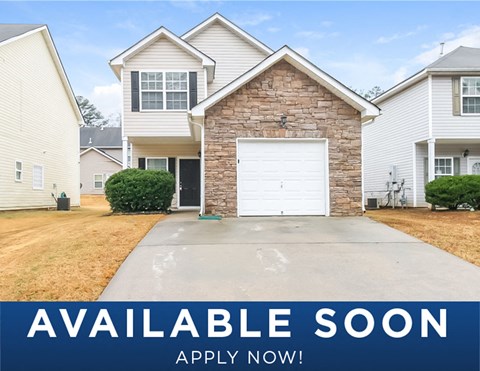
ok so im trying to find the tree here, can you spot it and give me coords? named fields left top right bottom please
left=76, top=96, right=107, bottom=127
left=352, top=86, right=384, bottom=101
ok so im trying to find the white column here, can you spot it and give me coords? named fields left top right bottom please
left=427, top=138, right=435, bottom=182
left=122, top=137, right=128, bottom=170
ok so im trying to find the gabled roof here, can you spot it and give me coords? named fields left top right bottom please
left=80, top=127, right=122, bottom=148
left=109, top=26, right=215, bottom=81
left=191, top=46, right=379, bottom=123
left=0, top=24, right=44, bottom=45
left=374, top=46, right=480, bottom=104
left=80, top=147, right=123, bottom=166
left=182, top=13, right=273, bottom=56
left=0, top=24, right=83, bottom=123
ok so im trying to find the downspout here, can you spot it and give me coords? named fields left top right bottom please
left=188, top=114, right=205, bottom=216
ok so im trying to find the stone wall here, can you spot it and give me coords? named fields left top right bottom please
left=204, top=60, right=362, bottom=217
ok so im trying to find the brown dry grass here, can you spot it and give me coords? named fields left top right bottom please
left=367, top=208, right=480, bottom=267
left=0, top=195, right=164, bottom=301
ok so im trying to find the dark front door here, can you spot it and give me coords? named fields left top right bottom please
left=179, top=159, right=200, bottom=207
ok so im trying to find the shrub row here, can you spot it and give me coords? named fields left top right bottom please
left=425, top=175, right=480, bottom=210
left=104, top=168, right=175, bottom=213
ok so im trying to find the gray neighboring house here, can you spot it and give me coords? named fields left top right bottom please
left=80, top=127, right=122, bottom=194
left=363, top=46, right=480, bottom=207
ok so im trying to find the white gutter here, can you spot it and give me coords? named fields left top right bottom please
left=188, top=115, right=205, bottom=216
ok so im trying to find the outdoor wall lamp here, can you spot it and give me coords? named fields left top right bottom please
left=463, top=149, right=470, bottom=158
left=280, top=114, right=287, bottom=128
left=197, top=150, right=202, bottom=158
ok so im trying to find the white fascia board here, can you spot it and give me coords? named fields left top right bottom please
left=80, top=147, right=123, bottom=166
left=192, top=46, right=379, bottom=122
left=182, top=13, right=273, bottom=55
left=109, top=27, right=215, bottom=80
left=0, top=25, right=83, bottom=123
left=0, top=25, right=46, bottom=48
left=373, top=69, right=428, bottom=105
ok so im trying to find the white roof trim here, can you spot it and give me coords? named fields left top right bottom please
left=182, top=13, right=273, bottom=55
left=109, top=27, right=215, bottom=80
left=80, top=147, right=123, bottom=166
left=1, top=26, right=84, bottom=123
left=191, top=46, right=379, bottom=123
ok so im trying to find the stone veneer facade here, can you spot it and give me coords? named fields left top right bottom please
left=204, top=60, right=362, bottom=217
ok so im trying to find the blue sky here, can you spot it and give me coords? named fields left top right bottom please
left=2, top=1, right=480, bottom=117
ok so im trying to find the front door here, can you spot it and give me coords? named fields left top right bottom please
left=468, top=157, right=480, bottom=175
left=179, top=159, right=200, bottom=207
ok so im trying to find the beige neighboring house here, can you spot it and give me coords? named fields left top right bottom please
left=0, top=24, right=83, bottom=210
left=110, top=13, right=379, bottom=217
left=80, top=127, right=123, bottom=194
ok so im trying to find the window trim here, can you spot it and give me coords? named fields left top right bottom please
left=145, top=157, right=169, bottom=171
left=93, top=173, right=104, bottom=189
left=32, top=164, right=44, bottom=190
left=139, top=69, right=189, bottom=112
left=434, top=157, right=454, bottom=178
left=460, top=76, right=480, bottom=116
left=15, top=160, right=23, bottom=182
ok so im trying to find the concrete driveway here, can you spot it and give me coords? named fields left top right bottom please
left=100, top=212, right=480, bottom=301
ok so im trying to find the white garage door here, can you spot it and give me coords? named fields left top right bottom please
left=237, top=139, right=327, bottom=216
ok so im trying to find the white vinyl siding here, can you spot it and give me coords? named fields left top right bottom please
left=432, top=76, right=480, bottom=137
left=0, top=31, right=80, bottom=209
left=15, top=160, right=22, bottom=182
left=32, top=165, right=44, bottom=190
left=123, top=37, right=204, bottom=138
left=186, top=21, right=269, bottom=96
left=363, top=78, right=429, bottom=207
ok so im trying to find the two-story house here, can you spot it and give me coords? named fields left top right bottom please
left=80, top=127, right=122, bottom=194
left=364, top=46, right=480, bottom=208
left=0, top=24, right=83, bottom=210
left=110, top=13, right=379, bottom=217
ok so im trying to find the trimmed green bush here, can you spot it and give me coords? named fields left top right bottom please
left=425, top=175, right=480, bottom=210
left=104, top=168, right=175, bottom=213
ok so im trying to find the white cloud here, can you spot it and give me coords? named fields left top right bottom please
left=414, top=25, right=480, bottom=66
left=375, top=25, right=427, bottom=44
left=293, top=47, right=310, bottom=59
left=267, top=27, right=281, bottom=33
left=89, top=83, right=122, bottom=118
left=115, top=20, right=138, bottom=31
left=393, top=67, right=408, bottom=84
left=295, top=30, right=325, bottom=40
left=320, top=21, right=333, bottom=28
left=233, top=12, right=273, bottom=26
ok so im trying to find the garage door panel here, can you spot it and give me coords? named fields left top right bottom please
left=238, top=140, right=327, bottom=216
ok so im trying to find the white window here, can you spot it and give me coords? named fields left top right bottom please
left=146, top=158, right=168, bottom=171
left=461, top=77, right=480, bottom=114
left=15, top=161, right=23, bottom=182
left=94, top=174, right=104, bottom=189
left=434, top=158, right=453, bottom=178
left=140, top=71, right=188, bottom=111
left=32, top=165, right=44, bottom=190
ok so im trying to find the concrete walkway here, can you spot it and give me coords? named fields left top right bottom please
left=100, top=212, right=480, bottom=301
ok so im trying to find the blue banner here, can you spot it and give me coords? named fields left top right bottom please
left=1, top=302, right=479, bottom=370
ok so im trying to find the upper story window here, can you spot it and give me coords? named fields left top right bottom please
left=140, top=72, right=188, bottom=111
left=461, top=77, right=480, bottom=114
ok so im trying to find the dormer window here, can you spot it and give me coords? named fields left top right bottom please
left=461, top=77, right=480, bottom=114
left=140, top=71, right=188, bottom=111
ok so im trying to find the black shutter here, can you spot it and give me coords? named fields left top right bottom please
left=424, top=157, right=429, bottom=186
left=168, top=158, right=176, bottom=177
left=138, top=157, right=146, bottom=169
left=131, top=71, right=140, bottom=112
left=189, top=72, right=197, bottom=109
left=452, top=77, right=461, bottom=116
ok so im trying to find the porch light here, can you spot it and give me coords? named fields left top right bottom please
left=280, top=114, right=287, bottom=128
left=198, top=150, right=201, bottom=158
left=463, top=149, right=470, bottom=158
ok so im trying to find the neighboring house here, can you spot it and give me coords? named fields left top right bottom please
left=364, top=46, right=480, bottom=207
left=109, top=13, right=379, bottom=217
left=0, top=24, right=83, bottom=210
left=80, top=127, right=123, bottom=194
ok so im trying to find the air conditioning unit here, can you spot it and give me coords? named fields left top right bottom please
left=366, top=198, right=379, bottom=209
